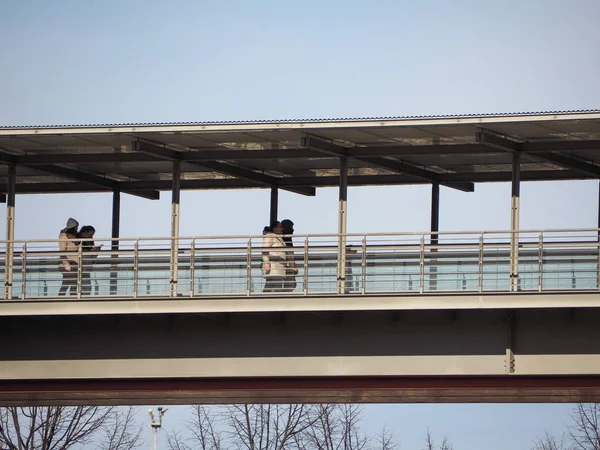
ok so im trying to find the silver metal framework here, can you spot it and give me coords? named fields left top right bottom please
left=2, top=228, right=600, bottom=301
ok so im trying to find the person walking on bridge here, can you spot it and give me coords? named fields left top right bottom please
left=57, top=217, right=79, bottom=296
left=78, top=225, right=102, bottom=295
left=261, top=221, right=289, bottom=292
left=281, top=219, right=298, bottom=292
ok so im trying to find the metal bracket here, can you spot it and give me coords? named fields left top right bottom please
left=505, top=311, right=516, bottom=374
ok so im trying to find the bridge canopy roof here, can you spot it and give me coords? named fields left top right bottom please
left=1, top=109, right=600, bottom=198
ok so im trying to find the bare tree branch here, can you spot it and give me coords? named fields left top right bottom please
left=165, top=430, right=192, bottom=450
left=373, top=426, right=398, bottom=450
left=304, top=405, right=369, bottom=450
left=569, top=404, right=600, bottom=450
left=532, top=431, right=573, bottom=450
left=164, top=404, right=403, bottom=450
left=0, top=407, right=117, bottom=450
left=97, top=406, right=142, bottom=450
left=439, top=436, right=453, bottom=450
left=423, top=428, right=434, bottom=450
left=225, top=404, right=317, bottom=450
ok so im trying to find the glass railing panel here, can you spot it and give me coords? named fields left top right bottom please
left=362, top=235, right=421, bottom=293
left=424, top=246, right=480, bottom=292
left=191, top=237, right=251, bottom=296
left=304, top=236, right=339, bottom=294
left=3, top=231, right=600, bottom=300
left=481, top=242, right=511, bottom=292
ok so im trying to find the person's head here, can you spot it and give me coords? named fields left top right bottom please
left=65, top=217, right=79, bottom=234
left=79, top=225, right=95, bottom=238
left=281, top=219, right=294, bottom=235
left=263, top=220, right=282, bottom=235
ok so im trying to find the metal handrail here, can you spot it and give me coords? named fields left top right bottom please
left=2, top=229, right=600, bottom=300
left=2, top=227, right=600, bottom=245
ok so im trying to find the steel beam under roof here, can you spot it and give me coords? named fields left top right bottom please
left=532, top=152, right=600, bottom=177
left=133, top=139, right=316, bottom=197
left=302, top=136, right=474, bottom=192
left=476, top=131, right=600, bottom=177
left=8, top=140, right=600, bottom=166
left=3, top=170, right=589, bottom=195
left=0, top=151, right=159, bottom=200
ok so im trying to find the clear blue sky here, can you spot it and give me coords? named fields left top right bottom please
left=2, top=0, right=600, bottom=449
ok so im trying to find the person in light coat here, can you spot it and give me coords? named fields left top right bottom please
left=261, top=221, right=290, bottom=292
left=58, top=217, right=80, bottom=296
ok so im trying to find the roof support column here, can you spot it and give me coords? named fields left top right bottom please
left=337, top=156, right=348, bottom=294
left=510, top=152, right=521, bottom=292
left=430, top=182, right=440, bottom=291
left=170, top=161, right=181, bottom=297
left=109, top=189, right=120, bottom=296
left=270, top=187, right=278, bottom=224
left=4, top=164, right=16, bottom=300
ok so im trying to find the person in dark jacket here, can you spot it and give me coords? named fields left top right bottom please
left=78, top=225, right=102, bottom=295
left=281, top=219, right=298, bottom=292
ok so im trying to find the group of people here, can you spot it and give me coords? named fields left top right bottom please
left=55, top=216, right=350, bottom=296
left=262, top=218, right=359, bottom=294
left=261, top=219, right=298, bottom=292
left=58, top=217, right=101, bottom=296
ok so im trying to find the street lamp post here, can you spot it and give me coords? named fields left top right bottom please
left=148, top=407, right=168, bottom=450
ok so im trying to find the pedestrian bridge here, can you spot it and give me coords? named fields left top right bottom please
left=3, top=110, right=600, bottom=405
left=2, top=229, right=600, bottom=406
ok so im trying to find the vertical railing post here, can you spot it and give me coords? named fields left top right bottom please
left=538, top=233, right=544, bottom=292
left=478, top=234, right=484, bottom=293
left=4, top=164, right=16, bottom=300
left=303, top=237, right=309, bottom=295
left=598, top=237, right=600, bottom=290
left=76, top=243, right=83, bottom=300
left=596, top=228, right=600, bottom=289
left=246, top=238, right=252, bottom=296
left=21, top=243, right=27, bottom=300
left=189, top=239, right=196, bottom=297
left=419, top=235, right=425, bottom=294
left=361, top=236, right=367, bottom=295
left=133, top=240, right=139, bottom=298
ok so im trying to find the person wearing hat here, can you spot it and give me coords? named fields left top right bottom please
left=58, top=218, right=80, bottom=295
left=78, top=225, right=102, bottom=296
left=281, top=219, right=298, bottom=292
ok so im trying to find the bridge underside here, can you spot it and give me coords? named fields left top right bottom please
left=2, top=304, right=600, bottom=405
